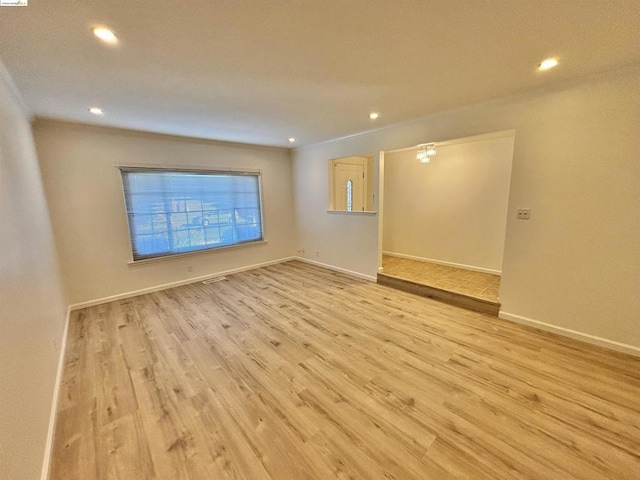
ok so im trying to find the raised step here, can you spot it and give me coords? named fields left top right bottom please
left=377, top=272, right=500, bottom=316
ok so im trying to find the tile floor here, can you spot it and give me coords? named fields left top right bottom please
left=381, top=255, right=500, bottom=303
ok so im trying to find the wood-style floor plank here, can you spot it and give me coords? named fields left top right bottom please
left=49, top=260, right=640, bottom=479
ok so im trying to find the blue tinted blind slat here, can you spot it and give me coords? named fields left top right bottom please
left=121, top=169, right=263, bottom=260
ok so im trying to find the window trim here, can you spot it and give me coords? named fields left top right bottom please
left=118, top=166, right=265, bottom=263
left=126, top=239, right=269, bottom=266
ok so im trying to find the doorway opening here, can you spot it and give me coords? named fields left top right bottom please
left=378, top=130, right=515, bottom=315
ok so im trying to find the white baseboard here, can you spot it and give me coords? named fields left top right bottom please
left=295, top=257, right=377, bottom=282
left=499, top=311, right=640, bottom=358
left=41, top=307, right=71, bottom=480
left=69, top=256, right=296, bottom=310
left=382, top=251, right=501, bottom=275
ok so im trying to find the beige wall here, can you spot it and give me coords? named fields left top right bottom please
left=34, top=121, right=296, bottom=306
left=0, top=70, right=68, bottom=479
left=293, top=142, right=380, bottom=278
left=293, top=64, right=640, bottom=350
left=383, top=134, right=514, bottom=273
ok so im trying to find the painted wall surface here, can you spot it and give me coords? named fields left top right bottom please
left=383, top=135, right=514, bottom=273
left=0, top=71, right=67, bottom=479
left=293, top=141, right=381, bottom=279
left=34, top=121, right=296, bottom=305
left=293, top=65, right=640, bottom=349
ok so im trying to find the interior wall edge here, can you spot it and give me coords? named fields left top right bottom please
left=68, top=256, right=296, bottom=311
left=499, top=311, right=640, bottom=357
left=0, top=57, right=30, bottom=118
left=295, top=257, right=377, bottom=282
left=32, top=117, right=291, bottom=153
left=39, top=307, right=71, bottom=480
left=0, top=62, right=69, bottom=480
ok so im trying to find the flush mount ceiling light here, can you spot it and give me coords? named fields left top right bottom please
left=92, top=26, right=118, bottom=44
left=288, top=137, right=296, bottom=143
left=89, top=107, right=104, bottom=116
left=369, top=112, right=380, bottom=120
left=538, top=57, right=559, bottom=71
left=417, top=143, right=437, bottom=163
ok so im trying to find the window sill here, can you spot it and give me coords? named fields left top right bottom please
left=326, top=210, right=377, bottom=216
left=127, top=239, right=268, bottom=266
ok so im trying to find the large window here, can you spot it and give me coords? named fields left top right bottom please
left=120, top=168, right=263, bottom=261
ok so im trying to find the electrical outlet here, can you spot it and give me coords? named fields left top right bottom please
left=315, top=251, right=319, bottom=258
left=516, top=208, right=531, bottom=220
left=187, top=265, right=193, bottom=272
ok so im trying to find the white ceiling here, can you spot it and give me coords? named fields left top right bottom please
left=1, top=1, right=639, bottom=147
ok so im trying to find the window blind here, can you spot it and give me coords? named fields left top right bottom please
left=120, top=168, right=263, bottom=261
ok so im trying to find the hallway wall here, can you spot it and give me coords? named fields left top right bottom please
left=0, top=65, right=68, bottom=480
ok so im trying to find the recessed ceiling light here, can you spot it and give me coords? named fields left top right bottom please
left=369, top=112, right=380, bottom=120
left=288, top=137, right=296, bottom=143
left=89, top=107, right=104, bottom=116
left=538, top=58, right=559, bottom=71
left=92, top=27, right=118, bottom=44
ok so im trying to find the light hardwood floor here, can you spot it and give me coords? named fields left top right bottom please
left=50, top=261, right=640, bottom=479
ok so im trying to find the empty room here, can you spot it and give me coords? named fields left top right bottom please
left=1, top=2, right=639, bottom=479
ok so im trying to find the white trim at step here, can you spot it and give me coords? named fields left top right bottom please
left=382, top=251, right=501, bottom=275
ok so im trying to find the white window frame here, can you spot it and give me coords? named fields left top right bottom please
left=119, top=166, right=265, bottom=262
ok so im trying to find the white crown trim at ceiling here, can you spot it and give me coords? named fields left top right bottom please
left=385, top=129, right=516, bottom=155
